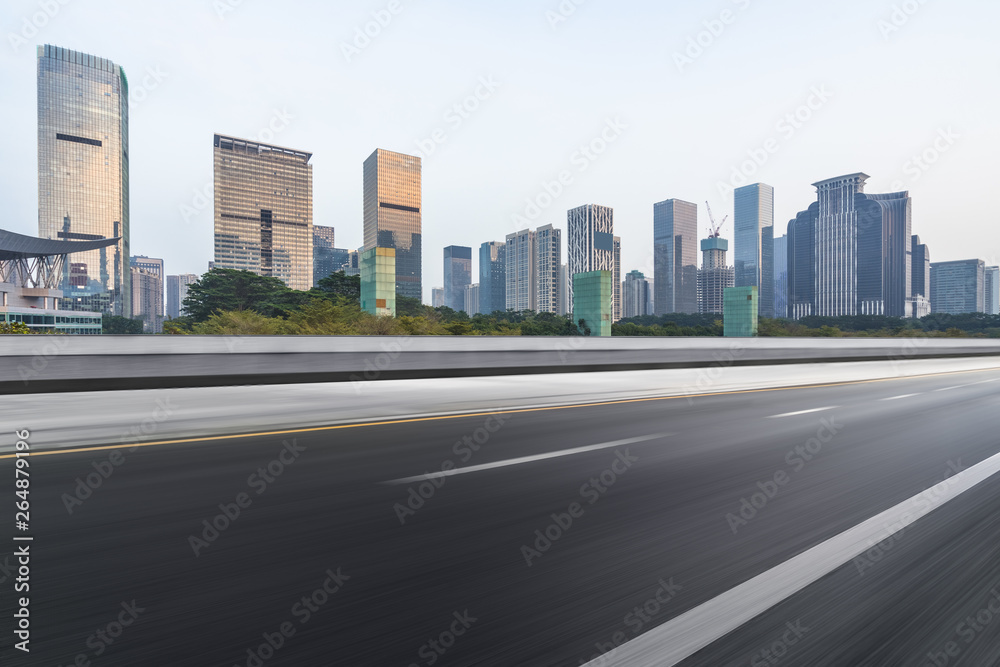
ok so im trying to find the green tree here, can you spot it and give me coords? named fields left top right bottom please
left=191, top=310, right=283, bottom=335
left=309, top=272, right=361, bottom=304
left=182, top=269, right=307, bottom=321
left=279, top=299, right=364, bottom=335
left=0, top=321, right=31, bottom=334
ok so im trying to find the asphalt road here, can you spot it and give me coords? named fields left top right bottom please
left=1, top=365, right=999, bottom=666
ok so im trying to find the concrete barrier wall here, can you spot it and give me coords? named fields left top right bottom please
left=2, top=335, right=999, bottom=394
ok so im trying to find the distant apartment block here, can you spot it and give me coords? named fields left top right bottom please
left=166, top=274, right=198, bottom=319
left=623, top=270, right=650, bottom=319
left=698, top=237, right=734, bottom=315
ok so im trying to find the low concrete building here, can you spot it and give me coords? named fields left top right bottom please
left=724, top=286, right=759, bottom=337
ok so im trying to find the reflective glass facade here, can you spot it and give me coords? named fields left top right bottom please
left=479, top=242, right=506, bottom=315
left=734, top=183, right=774, bottom=317
left=813, top=174, right=868, bottom=316
left=37, top=45, right=130, bottom=316
left=653, top=199, right=698, bottom=315
left=986, top=266, right=1000, bottom=316
left=930, top=260, right=985, bottom=315
left=787, top=203, right=817, bottom=320
left=573, top=271, right=612, bottom=337
left=213, top=135, right=313, bottom=291
left=624, top=270, right=650, bottom=319
left=363, top=149, right=422, bottom=300
left=724, top=286, right=758, bottom=337
left=773, top=235, right=788, bottom=318
left=567, top=205, right=615, bottom=310
left=166, top=274, right=198, bottom=319
left=313, top=225, right=343, bottom=285
left=856, top=191, right=911, bottom=317
left=361, top=247, right=396, bottom=317
left=443, top=245, right=472, bottom=311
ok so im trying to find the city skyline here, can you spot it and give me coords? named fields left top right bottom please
left=1, top=1, right=996, bottom=303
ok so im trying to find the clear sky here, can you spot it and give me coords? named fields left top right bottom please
left=1, top=0, right=997, bottom=301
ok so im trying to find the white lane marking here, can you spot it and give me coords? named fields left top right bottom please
left=582, top=449, right=1000, bottom=667
left=972, top=379, right=999, bottom=385
left=881, top=393, right=921, bottom=401
left=383, top=433, right=673, bottom=485
left=766, top=407, right=838, bottom=419
left=934, top=386, right=964, bottom=392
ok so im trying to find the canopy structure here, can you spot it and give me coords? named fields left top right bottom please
left=0, top=228, right=120, bottom=289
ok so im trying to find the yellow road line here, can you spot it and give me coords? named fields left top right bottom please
left=3, top=365, right=998, bottom=461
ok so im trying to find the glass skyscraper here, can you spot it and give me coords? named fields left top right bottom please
left=443, top=245, right=472, bottom=311
left=930, top=260, right=985, bottom=315
left=213, top=134, right=314, bottom=291
left=734, top=183, right=774, bottom=318
left=37, top=45, right=130, bottom=316
left=653, top=199, right=698, bottom=315
left=857, top=191, right=912, bottom=317
left=568, top=204, right=615, bottom=312
left=363, top=149, right=422, bottom=301
left=787, top=204, right=817, bottom=320
left=773, top=234, right=788, bottom=319
left=479, top=241, right=506, bottom=315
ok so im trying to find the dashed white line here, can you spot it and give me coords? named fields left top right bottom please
left=767, top=407, right=838, bottom=419
left=881, top=394, right=921, bottom=401
left=934, top=386, right=964, bottom=392
left=582, top=449, right=1000, bottom=667
left=383, top=433, right=673, bottom=485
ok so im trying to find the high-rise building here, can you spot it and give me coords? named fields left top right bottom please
left=464, top=283, right=480, bottom=316
left=698, top=237, right=734, bottom=315
left=313, top=225, right=342, bottom=285
left=911, top=236, right=932, bottom=317
left=535, top=224, right=562, bottom=314
left=506, top=228, right=536, bottom=312
left=166, top=274, right=198, bottom=319
left=734, top=184, right=774, bottom=318
left=38, top=45, right=130, bottom=317
left=344, top=249, right=360, bottom=277
left=773, top=235, right=788, bottom=319
left=431, top=287, right=444, bottom=308
left=623, top=270, right=650, bottom=319
left=130, top=256, right=164, bottom=334
left=567, top=205, right=615, bottom=310
left=363, top=149, right=422, bottom=300
left=613, top=236, right=622, bottom=322
left=653, top=199, right=698, bottom=315
left=986, top=266, right=1000, bottom=316
left=479, top=242, right=506, bottom=315
left=931, top=260, right=985, bottom=315
left=857, top=191, right=912, bottom=317
left=213, top=134, right=313, bottom=290
left=443, top=246, right=472, bottom=311
left=559, top=264, right=570, bottom=316
left=786, top=203, right=818, bottom=320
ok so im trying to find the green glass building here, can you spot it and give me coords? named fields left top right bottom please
left=361, top=247, right=396, bottom=317
left=724, top=286, right=758, bottom=337
left=573, top=270, right=612, bottom=337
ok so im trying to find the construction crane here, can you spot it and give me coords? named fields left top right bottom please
left=705, top=201, right=728, bottom=239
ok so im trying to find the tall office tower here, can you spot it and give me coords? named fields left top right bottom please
left=535, top=224, right=562, bottom=314
left=443, top=246, right=472, bottom=311
left=431, top=287, right=444, bottom=308
left=812, top=174, right=869, bottom=316
left=363, top=149, right=422, bottom=300
left=911, top=236, right=932, bottom=317
left=166, top=273, right=198, bottom=319
left=986, top=266, right=1000, bottom=316
left=567, top=204, right=615, bottom=308
left=313, top=225, right=338, bottom=285
left=856, top=191, right=912, bottom=316
left=130, top=256, right=164, bottom=333
left=786, top=204, right=818, bottom=319
left=698, top=237, right=735, bottom=315
left=344, top=249, right=360, bottom=277
left=613, top=236, right=622, bottom=322
left=653, top=199, right=698, bottom=315
left=38, top=45, right=130, bottom=317
left=479, top=241, right=506, bottom=315
left=931, top=260, right=985, bottom=315
left=773, top=235, right=788, bottom=319
left=623, top=270, right=651, bottom=319
left=559, top=264, right=569, bottom=316
left=464, top=284, right=480, bottom=316
left=213, top=134, right=313, bottom=290
left=506, top=228, right=536, bottom=312
left=734, top=184, right=775, bottom=318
